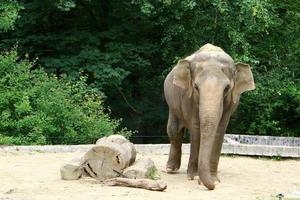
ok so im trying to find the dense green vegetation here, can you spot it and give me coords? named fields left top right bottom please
left=0, top=50, right=131, bottom=144
left=0, top=0, right=299, bottom=144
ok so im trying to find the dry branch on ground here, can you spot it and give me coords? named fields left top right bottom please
left=104, top=177, right=167, bottom=191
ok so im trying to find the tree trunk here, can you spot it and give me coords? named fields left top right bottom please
left=60, top=156, right=85, bottom=180
left=83, top=135, right=136, bottom=180
left=60, top=135, right=136, bottom=181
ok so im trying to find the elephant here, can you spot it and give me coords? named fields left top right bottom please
left=163, top=43, right=255, bottom=190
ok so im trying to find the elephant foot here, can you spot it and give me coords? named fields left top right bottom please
left=187, top=174, right=199, bottom=181
left=166, top=166, right=179, bottom=173
left=166, top=160, right=180, bottom=173
left=187, top=161, right=198, bottom=180
left=198, top=178, right=215, bottom=190
left=187, top=167, right=198, bottom=180
left=196, top=177, right=219, bottom=185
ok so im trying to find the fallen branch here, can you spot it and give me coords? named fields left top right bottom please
left=104, top=177, right=167, bottom=191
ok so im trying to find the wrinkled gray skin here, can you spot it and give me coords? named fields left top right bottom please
left=164, top=44, right=255, bottom=190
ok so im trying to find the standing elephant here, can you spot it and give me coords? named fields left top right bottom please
left=164, top=43, right=255, bottom=190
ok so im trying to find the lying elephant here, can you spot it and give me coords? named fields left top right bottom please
left=164, top=43, right=255, bottom=190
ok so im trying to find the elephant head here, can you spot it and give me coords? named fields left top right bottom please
left=172, top=48, right=255, bottom=189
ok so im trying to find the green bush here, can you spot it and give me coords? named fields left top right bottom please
left=228, top=68, right=300, bottom=137
left=0, top=50, right=131, bottom=145
left=0, top=1, right=22, bottom=31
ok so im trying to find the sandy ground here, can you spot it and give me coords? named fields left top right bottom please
left=0, top=152, right=299, bottom=200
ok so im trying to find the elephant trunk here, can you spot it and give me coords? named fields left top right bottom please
left=198, top=82, right=224, bottom=190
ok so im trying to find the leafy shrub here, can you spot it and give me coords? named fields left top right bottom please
left=228, top=68, right=300, bottom=137
left=0, top=1, right=22, bottom=31
left=0, top=50, right=131, bottom=145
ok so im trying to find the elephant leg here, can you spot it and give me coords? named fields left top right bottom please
left=166, top=110, right=183, bottom=173
left=187, top=128, right=200, bottom=180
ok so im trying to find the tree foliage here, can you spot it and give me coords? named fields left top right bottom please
left=0, top=1, right=22, bottom=31
left=0, top=50, right=131, bottom=144
left=0, top=0, right=299, bottom=143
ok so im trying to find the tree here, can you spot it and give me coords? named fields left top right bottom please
left=0, top=1, right=131, bottom=144
left=0, top=0, right=299, bottom=142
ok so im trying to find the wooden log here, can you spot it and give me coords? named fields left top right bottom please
left=96, top=135, right=136, bottom=166
left=60, top=156, right=85, bottom=180
left=96, top=135, right=129, bottom=145
left=104, top=177, right=167, bottom=191
left=123, top=158, right=157, bottom=179
left=83, top=135, right=136, bottom=181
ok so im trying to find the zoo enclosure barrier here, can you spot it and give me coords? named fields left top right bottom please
left=0, top=134, right=299, bottom=158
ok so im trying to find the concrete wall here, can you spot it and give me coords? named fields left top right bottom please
left=225, top=134, right=300, bottom=147
left=1, top=135, right=299, bottom=158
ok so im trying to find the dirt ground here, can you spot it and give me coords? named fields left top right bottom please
left=0, top=151, right=299, bottom=200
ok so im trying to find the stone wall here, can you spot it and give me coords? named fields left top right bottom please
left=1, top=135, right=299, bottom=158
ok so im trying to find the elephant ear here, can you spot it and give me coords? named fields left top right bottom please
left=172, top=59, right=192, bottom=97
left=232, top=63, right=255, bottom=104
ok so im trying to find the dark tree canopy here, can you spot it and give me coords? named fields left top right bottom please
left=0, top=0, right=299, bottom=144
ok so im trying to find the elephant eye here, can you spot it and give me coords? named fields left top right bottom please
left=194, top=85, right=199, bottom=91
left=224, top=85, right=230, bottom=94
